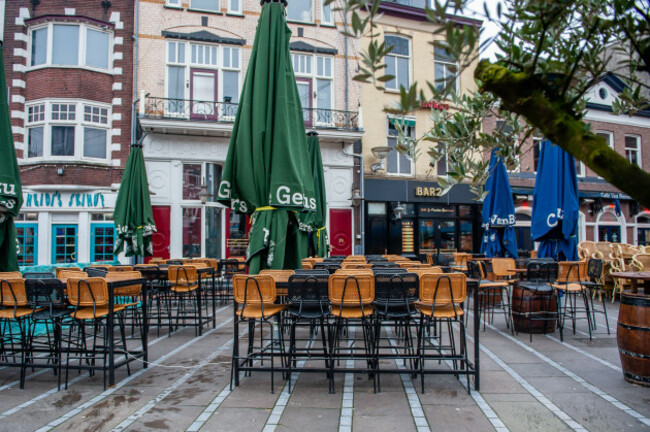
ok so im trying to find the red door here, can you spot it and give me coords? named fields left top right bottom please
left=147, top=206, right=171, bottom=262
left=329, top=208, right=352, bottom=256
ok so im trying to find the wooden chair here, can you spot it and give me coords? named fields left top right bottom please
left=58, top=270, right=89, bottom=284
left=106, top=265, right=135, bottom=272
left=340, top=262, right=372, bottom=269
left=55, top=267, right=82, bottom=278
left=551, top=261, right=592, bottom=340
left=259, top=269, right=295, bottom=296
left=0, top=278, right=38, bottom=388
left=0, top=271, right=22, bottom=279
left=415, top=272, right=469, bottom=392
left=231, top=274, right=286, bottom=392
left=466, top=261, right=511, bottom=330
left=328, top=272, right=375, bottom=392
left=168, top=265, right=203, bottom=335
left=64, top=277, right=136, bottom=389
left=632, top=253, right=650, bottom=271
left=492, top=258, right=517, bottom=284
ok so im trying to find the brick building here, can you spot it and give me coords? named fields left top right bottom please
left=483, top=73, right=650, bottom=255
left=136, top=0, right=362, bottom=259
left=3, top=1, right=134, bottom=266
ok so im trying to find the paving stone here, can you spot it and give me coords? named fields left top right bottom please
left=278, top=407, right=340, bottom=431
left=194, top=407, right=270, bottom=432
left=489, top=401, right=573, bottom=432
left=422, top=403, right=497, bottom=432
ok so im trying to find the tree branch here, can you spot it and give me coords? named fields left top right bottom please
left=475, top=60, right=650, bottom=207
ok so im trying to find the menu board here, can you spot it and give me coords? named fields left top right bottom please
left=402, top=220, right=414, bottom=253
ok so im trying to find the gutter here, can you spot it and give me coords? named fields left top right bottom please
left=342, top=144, right=365, bottom=255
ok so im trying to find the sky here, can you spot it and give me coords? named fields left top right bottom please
left=460, top=0, right=505, bottom=60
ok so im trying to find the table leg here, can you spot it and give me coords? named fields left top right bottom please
left=197, top=276, right=203, bottom=336
left=212, top=270, right=216, bottom=328
left=473, top=281, right=480, bottom=391
left=631, top=279, right=638, bottom=294
left=142, top=280, right=149, bottom=366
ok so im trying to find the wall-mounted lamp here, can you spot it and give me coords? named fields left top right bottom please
left=371, top=146, right=391, bottom=172
left=57, top=166, right=65, bottom=176
left=198, top=181, right=211, bottom=204
left=350, top=188, right=364, bottom=207
left=101, top=0, right=112, bottom=14
left=393, top=202, right=405, bottom=220
left=224, top=96, right=232, bottom=103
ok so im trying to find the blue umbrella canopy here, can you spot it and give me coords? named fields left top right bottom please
left=481, top=149, right=517, bottom=258
left=531, top=139, right=579, bottom=261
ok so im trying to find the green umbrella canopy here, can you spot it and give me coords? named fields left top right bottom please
left=113, top=144, right=156, bottom=258
left=0, top=45, right=23, bottom=271
left=217, top=0, right=315, bottom=273
left=298, top=132, right=328, bottom=257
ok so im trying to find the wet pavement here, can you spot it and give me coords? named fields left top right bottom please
left=1, top=301, right=649, bottom=432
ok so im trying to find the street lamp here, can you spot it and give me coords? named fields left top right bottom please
left=350, top=188, right=364, bottom=207
left=371, top=146, right=392, bottom=172
left=393, top=202, right=405, bottom=220
left=198, top=181, right=211, bottom=204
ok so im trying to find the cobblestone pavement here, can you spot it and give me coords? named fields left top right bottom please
left=1, top=301, right=648, bottom=432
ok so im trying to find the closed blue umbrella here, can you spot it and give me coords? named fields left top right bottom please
left=481, top=149, right=517, bottom=258
left=531, top=139, right=579, bottom=261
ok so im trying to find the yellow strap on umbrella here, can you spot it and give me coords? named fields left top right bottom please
left=254, top=206, right=277, bottom=212
left=316, top=226, right=326, bottom=240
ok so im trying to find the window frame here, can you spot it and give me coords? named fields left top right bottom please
left=386, top=116, right=415, bottom=176
left=90, top=222, right=116, bottom=262
left=624, top=134, right=642, bottom=168
left=291, top=53, right=334, bottom=125
left=189, top=0, right=221, bottom=13
left=24, top=99, right=112, bottom=163
left=384, top=35, right=411, bottom=92
left=321, top=0, right=334, bottom=25
left=286, top=0, right=314, bottom=23
left=16, top=222, right=38, bottom=266
left=166, top=0, right=183, bottom=7
left=228, top=0, right=243, bottom=14
left=434, top=45, right=459, bottom=93
left=165, top=40, right=242, bottom=118
left=28, top=22, right=113, bottom=73
left=51, top=224, right=78, bottom=264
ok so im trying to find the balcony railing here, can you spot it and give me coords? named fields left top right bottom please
left=141, top=97, right=361, bottom=131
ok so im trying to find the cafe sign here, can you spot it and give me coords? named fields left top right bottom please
left=415, top=186, right=447, bottom=197
left=23, top=191, right=108, bottom=209
left=419, top=100, right=450, bottom=110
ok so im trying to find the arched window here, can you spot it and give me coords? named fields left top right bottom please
left=636, top=213, right=650, bottom=245
left=597, top=210, right=625, bottom=243
left=514, top=207, right=532, bottom=256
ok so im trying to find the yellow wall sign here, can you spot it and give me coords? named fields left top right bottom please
left=415, top=186, right=446, bottom=197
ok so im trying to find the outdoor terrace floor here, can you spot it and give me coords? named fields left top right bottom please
left=0, top=301, right=648, bottom=432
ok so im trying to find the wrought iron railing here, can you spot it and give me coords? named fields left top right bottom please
left=142, top=97, right=361, bottom=131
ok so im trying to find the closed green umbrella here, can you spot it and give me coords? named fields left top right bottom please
left=298, top=132, right=328, bottom=257
left=113, top=143, right=156, bottom=258
left=217, top=0, right=315, bottom=273
left=0, top=44, right=23, bottom=272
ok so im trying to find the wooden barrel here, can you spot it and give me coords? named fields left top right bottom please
left=617, top=291, right=650, bottom=387
left=511, top=281, right=558, bottom=334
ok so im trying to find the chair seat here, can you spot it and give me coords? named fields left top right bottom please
left=478, top=281, right=509, bottom=288
left=286, top=306, right=329, bottom=319
left=171, top=284, right=199, bottom=293
left=71, top=303, right=138, bottom=320
left=552, top=283, right=584, bottom=292
left=32, top=307, right=70, bottom=320
left=373, top=303, right=415, bottom=319
left=237, top=304, right=286, bottom=319
left=0, top=307, right=40, bottom=319
left=415, top=303, right=464, bottom=318
left=580, top=281, right=603, bottom=288
left=330, top=306, right=374, bottom=319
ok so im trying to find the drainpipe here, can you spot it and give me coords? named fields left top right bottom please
left=342, top=143, right=365, bottom=255
left=131, top=0, right=139, bottom=145
left=343, top=11, right=349, bottom=119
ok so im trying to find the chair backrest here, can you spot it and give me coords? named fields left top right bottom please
left=0, top=278, right=28, bottom=307
left=23, top=271, right=56, bottom=279
left=492, top=258, right=516, bottom=278
left=372, top=261, right=400, bottom=268
left=55, top=267, right=82, bottom=278
left=632, top=253, right=650, bottom=271
left=409, top=267, right=444, bottom=277
left=328, top=273, right=374, bottom=306
left=578, top=241, right=595, bottom=260
left=287, top=273, right=329, bottom=305
left=435, top=254, right=454, bottom=266
left=557, top=261, right=587, bottom=283
left=25, top=278, right=66, bottom=308
left=233, top=274, right=277, bottom=304
left=168, top=265, right=199, bottom=286
left=67, top=277, right=109, bottom=307
left=293, top=269, right=330, bottom=276
left=222, top=259, right=246, bottom=275
left=259, top=269, right=295, bottom=283
left=301, top=260, right=315, bottom=269
left=341, top=262, right=372, bottom=269
left=0, top=271, right=23, bottom=279
left=200, top=258, right=220, bottom=271
left=334, top=269, right=374, bottom=277
left=366, top=256, right=387, bottom=262
left=587, top=258, right=604, bottom=280
left=313, top=262, right=341, bottom=274
left=105, top=271, right=143, bottom=296
left=454, top=253, right=471, bottom=267
left=419, top=273, right=466, bottom=305
left=342, top=256, right=366, bottom=263
left=374, top=272, right=418, bottom=304
left=467, top=260, right=484, bottom=280
left=526, top=261, right=558, bottom=282
left=58, top=270, right=89, bottom=282
left=425, top=253, right=434, bottom=265
left=107, top=265, right=134, bottom=272
left=372, top=267, right=408, bottom=275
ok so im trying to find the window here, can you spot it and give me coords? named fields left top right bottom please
left=25, top=100, right=111, bottom=161
left=385, top=36, right=410, bottom=91
left=190, top=0, right=220, bottom=12
left=434, top=46, right=458, bottom=93
left=287, top=0, right=313, bottom=22
left=533, top=137, right=542, bottom=172
left=228, top=0, right=242, bottom=14
left=165, top=40, right=242, bottom=117
left=291, top=53, right=334, bottom=125
left=321, top=0, right=333, bottom=25
left=166, top=0, right=182, bottom=6
left=625, top=135, right=641, bottom=167
left=91, top=223, right=115, bottom=262
left=52, top=224, right=77, bottom=263
left=183, top=164, right=202, bottom=200
left=29, top=23, right=111, bottom=71
left=387, top=118, right=414, bottom=175
left=16, top=223, right=38, bottom=266
left=636, top=213, right=650, bottom=246
left=597, top=211, right=622, bottom=243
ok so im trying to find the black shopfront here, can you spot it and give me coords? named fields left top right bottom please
left=364, top=179, right=482, bottom=260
